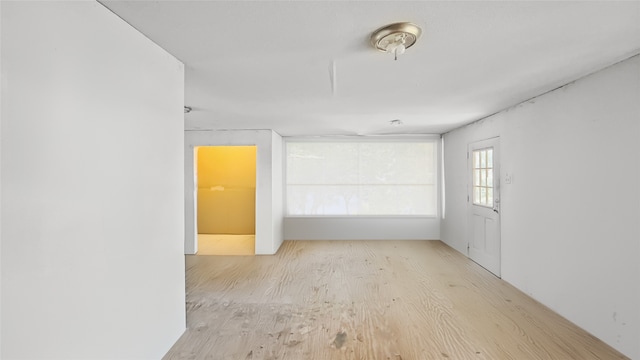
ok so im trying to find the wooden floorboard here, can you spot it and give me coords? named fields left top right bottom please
left=163, top=240, right=627, bottom=360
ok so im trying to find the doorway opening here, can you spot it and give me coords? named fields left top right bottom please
left=196, top=146, right=257, bottom=255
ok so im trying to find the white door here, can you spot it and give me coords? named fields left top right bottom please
left=467, top=138, right=501, bottom=277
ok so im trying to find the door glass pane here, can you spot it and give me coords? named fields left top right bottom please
left=472, top=147, right=496, bottom=207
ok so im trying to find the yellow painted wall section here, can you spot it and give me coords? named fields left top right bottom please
left=197, top=146, right=256, bottom=234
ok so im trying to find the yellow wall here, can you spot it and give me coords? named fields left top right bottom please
left=197, top=146, right=256, bottom=234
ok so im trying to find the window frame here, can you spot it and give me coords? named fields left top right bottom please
left=471, top=146, right=494, bottom=208
left=283, top=136, right=440, bottom=218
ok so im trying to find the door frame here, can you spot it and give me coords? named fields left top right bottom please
left=467, top=137, right=501, bottom=277
left=184, top=130, right=283, bottom=255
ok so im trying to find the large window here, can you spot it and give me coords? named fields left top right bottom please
left=286, top=140, right=437, bottom=216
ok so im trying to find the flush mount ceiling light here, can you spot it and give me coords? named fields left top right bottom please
left=370, top=22, right=422, bottom=60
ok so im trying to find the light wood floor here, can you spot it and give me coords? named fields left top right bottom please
left=198, top=234, right=255, bottom=256
left=163, top=241, right=627, bottom=360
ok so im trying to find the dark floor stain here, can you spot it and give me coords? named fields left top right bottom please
left=287, top=339, right=302, bottom=347
left=275, top=312, right=291, bottom=323
left=441, top=353, right=449, bottom=358
left=333, top=331, right=347, bottom=349
left=245, top=350, right=253, bottom=359
left=233, top=310, right=247, bottom=318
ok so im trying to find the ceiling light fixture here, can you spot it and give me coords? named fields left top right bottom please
left=371, top=22, right=422, bottom=61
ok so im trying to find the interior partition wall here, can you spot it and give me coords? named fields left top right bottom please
left=196, top=146, right=257, bottom=235
left=1, top=2, right=185, bottom=358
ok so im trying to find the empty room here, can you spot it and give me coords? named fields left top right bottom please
left=1, top=1, right=639, bottom=359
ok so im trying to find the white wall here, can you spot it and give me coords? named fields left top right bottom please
left=0, top=2, right=3, bottom=354
left=442, top=55, right=640, bottom=359
left=285, top=217, right=440, bottom=240
left=185, top=130, right=284, bottom=255
left=1, top=2, right=185, bottom=359
left=271, top=131, right=285, bottom=250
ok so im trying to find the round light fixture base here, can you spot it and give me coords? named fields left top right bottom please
left=370, top=22, right=422, bottom=53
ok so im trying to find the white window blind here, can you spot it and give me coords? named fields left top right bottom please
left=286, top=140, right=437, bottom=216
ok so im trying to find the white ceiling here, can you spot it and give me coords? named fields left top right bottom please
left=101, top=1, right=640, bottom=136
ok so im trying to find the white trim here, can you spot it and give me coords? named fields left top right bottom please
left=441, top=135, right=446, bottom=219
left=285, top=215, right=437, bottom=219
left=284, top=134, right=441, bottom=142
